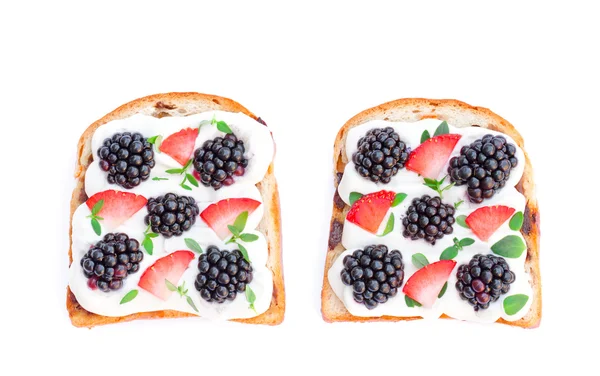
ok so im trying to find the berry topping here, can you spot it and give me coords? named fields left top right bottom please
left=456, top=254, right=515, bottom=311
left=85, top=190, right=147, bottom=229
left=402, top=195, right=455, bottom=245
left=402, top=259, right=456, bottom=307
left=406, top=134, right=461, bottom=179
left=193, top=133, right=248, bottom=190
left=97, top=132, right=155, bottom=189
left=159, top=128, right=199, bottom=165
left=138, top=250, right=195, bottom=300
left=340, top=245, right=405, bottom=310
left=352, top=127, right=409, bottom=184
left=346, top=191, right=395, bottom=234
left=200, top=198, right=261, bottom=240
left=144, top=193, right=200, bottom=238
left=465, top=205, right=516, bottom=241
left=80, top=233, right=143, bottom=292
left=448, top=134, right=518, bottom=203
left=195, top=246, right=253, bottom=303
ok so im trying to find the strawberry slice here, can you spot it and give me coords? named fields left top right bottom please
left=200, top=198, right=261, bottom=239
left=159, top=128, right=199, bottom=165
left=403, top=260, right=456, bottom=307
left=85, top=190, right=147, bottom=229
left=138, top=251, right=195, bottom=300
left=346, top=191, right=395, bottom=233
left=406, top=134, right=461, bottom=179
left=466, top=205, right=516, bottom=241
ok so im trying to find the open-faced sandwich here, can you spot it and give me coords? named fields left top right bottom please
left=67, top=92, right=284, bottom=327
left=322, top=99, right=540, bottom=327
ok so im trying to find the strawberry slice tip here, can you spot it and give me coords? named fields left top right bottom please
left=138, top=250, right=195, bottom=300
left=402, top=259, right=456, bottom=307
left=406, top=134, right=461, bottom=179
left=85, top=190, right=147, bottom=229
left=466, top=205, right=516, bottom=241
left=159, top=128, right=199, bottom=166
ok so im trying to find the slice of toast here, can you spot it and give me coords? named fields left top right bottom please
left=321, top=98, right=541, bottom=328
left=67, top=92, right=284, bottom=327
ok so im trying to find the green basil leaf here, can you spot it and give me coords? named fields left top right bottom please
left=119, top=289, right=138, bottom=304
left=503, top=294, right=529, bottom=315
left=233, top=211, right=248, bottom=232
left=181, top=183, right=192, bottom=191
left=165, top=279, right=177, bottom=292
left=454, top=200, right=464, bottom=209
left=245, top=285, right=256, bottom=304
left=152, top=177, right=169, bottom=181
left=349, top=192, right=363, bottom=205
left=91, top=218, right=101, bottom=236
left=491, top=235, right=526, bottom=258
left=142, top=237, right=153, bottom=255
left=198, top=119, right=212, bottom=128
left=186, top=296, right=199, bottom=312
left=459, top=237, right=475, bottom=247
left=216, top=121, right=233, bottom=134
left=378, top=213, right=395, bottom=237
left=147, top=135, right=163, bottom=149
left=440, top=246, right=458, bottom=260
left=186, top=173, right=199, bottom=187
left=423, top=177, right=437, bottom=186
left=240, top=233, right=259, bottom=242
left=420, top=130, right=431, bottom=143
left=412, top=253, right=429, bottom=269
left=438, top=282, right=448, bottom=298
left=405, top=295, right=422, bottom=307
left=237, top=243, right=250, bottom=262
left=147, top=232, right=159, bottom=238
left=165, top=168, right=183, bottom=174
left=91, top=199, right=104, bottom=215
left=509, top=211, right=524, bottom=231
left=433, top=121, right=449, bottom=136
left=183, top=158, right=193, bottom=170
left=184, top=238, right=203, bottom=253
left=456, top=215, right=469, bottom=229
left=391, top=193, right=407, bottom=207
left=228, top=225, right=241, bottom=237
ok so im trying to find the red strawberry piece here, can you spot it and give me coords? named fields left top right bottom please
left=346, top=191, right=395, bottom=233
left=200, top=198, right=261, bottom=239
left=86, top=190, right=147, bottom=229
left=465, top=205, right=516, bottom=241
left=138, top=251, right=195, bottom=300
left=159, top=128, right=199, bottom=166
left=406, top=134, right=461, bottom=179
left=403, top=260, right=456, bottom=307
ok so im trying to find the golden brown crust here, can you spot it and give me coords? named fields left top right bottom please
left=67, top=92, right=284, bottom=327
left=321, top=98, right=541, bottom=328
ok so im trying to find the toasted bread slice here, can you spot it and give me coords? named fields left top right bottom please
left=321, top=98, right=541, bottom=328
left=67, top=92, right=284, bottom=327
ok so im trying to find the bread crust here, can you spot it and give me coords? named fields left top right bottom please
left=321, top=98, right=541, bottom=328
left=67, top=92, right=285, bottom=327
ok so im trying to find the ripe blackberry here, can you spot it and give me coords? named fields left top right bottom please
left=80, top=233, right=143, bottom=292
left=402, top=195, right=455, bottom=245
left=455, top=254, right=516, bottom=311
left=352, top=127, right=409, bottom=184
left=340, top=245, right=405, bottom=310
left=97, top=132, right=155, bottom=189
left=447, top=134, right=518, bottom=203
left=193, top=134, right=248, bottom=190
left=144, top=193, right=199, bottom=238
left=195, top=246, right=253, bottom=303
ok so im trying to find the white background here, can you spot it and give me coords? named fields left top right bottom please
left=1, top=1, right=599, bottom=375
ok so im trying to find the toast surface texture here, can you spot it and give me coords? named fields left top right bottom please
left=67, top=92, right=284, bottom=327
left=321, top=98, right=541, bottom=328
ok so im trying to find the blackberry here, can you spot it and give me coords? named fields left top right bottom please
left=340, top=245, right=405, bottom=310
left=195, top=246, right=253, bottom=303
left=352, top=127, right=409, bottom=184
left=447, top=134, right=518, bottom=203
left=97, top=132, right=155, bottom=189
left=402, top=195, right=455, bottom=245
left=80, top=233, right=143, bottom=292
left=455, top=254, right=516, bottom=311
left=144, top=193, right=199, bottom=238
left=193, top=133, right=248, bottom=190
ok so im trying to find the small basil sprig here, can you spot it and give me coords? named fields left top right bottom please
left=147, top=135, right=163, bottom=152
left=440, top=237, right=475, bottom=260
left=152, top=177, right=169, bottom=181
left=141, top=224, right=158, bottom=255
left=184, top=238, right=203, bottom=254
left=378, top=214, right=394, bottom=237
left=165, top=158, right=198, bottom=191
left=423, top=176, right=455, bottom=199
left=225, top=211, right=258, bottom=262
left=165, top=280, right=198, bottom=313
left=420, top=121, right=449, bottom=143
left=454, top=200, right=464, bottom=209
left=246, top=286, right=257, bottom=313
left=200, top=115, right=233, bottom=134
left=87, top=199, right=104, bottom=236
left=119, top=289, right=138, bottom=304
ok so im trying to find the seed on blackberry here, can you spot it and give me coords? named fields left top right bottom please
left=145, top=193, right=199, bottom=238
